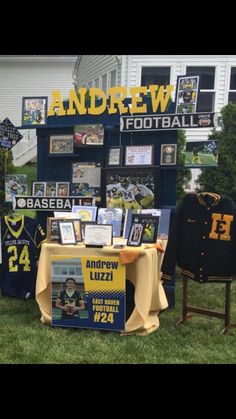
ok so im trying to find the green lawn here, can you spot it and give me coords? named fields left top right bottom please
left=1, top=271, right=236, bottom=364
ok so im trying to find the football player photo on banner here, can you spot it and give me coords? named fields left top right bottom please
left=51, top=255, right=126, bottom=331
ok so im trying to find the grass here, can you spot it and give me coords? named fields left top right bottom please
left=1, top=270, right=236, bottom=364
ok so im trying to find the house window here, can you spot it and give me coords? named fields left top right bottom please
left=186, top=66, right=215, bottom=112
left=141, top=67, right=170, bottom=86
left=109, top=69, right=117, bottom=88
left=228, top=67, right=236, bottom=103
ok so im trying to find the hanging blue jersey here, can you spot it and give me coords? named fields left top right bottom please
left=0, top=215, right=46, bottom=299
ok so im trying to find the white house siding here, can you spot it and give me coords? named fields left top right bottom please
left=74, top=55, right=121, bottom=91
left=125, top=55, right=236, bottom=142
left=0, top=55, right=77, bottom=126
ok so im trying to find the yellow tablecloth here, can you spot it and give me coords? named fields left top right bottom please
left=36, top=239, right=168, bottom=335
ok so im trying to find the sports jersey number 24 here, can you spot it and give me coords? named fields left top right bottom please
left=7, top=245, right=31, bottom=272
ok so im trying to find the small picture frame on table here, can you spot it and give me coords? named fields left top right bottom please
left=80, top=221, right=97, bottom=241
left=106, top=146, right=123, bottom=167
left=126, top=223, right=144, bottom=247
left=84, top=224, right=113, bottom=247
left=47, top=217, right=64, bottom=243
left=58, top=221, right=77, bottom=245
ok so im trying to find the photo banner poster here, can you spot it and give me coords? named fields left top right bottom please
left=175, top=75, right=200, bottom=114
left=106, top=170, right=157, bottom=210
left=183, top=140, right=219, bottom=167
left=51, top=255, right=126, bottom=332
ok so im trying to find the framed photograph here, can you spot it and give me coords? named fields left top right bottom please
left=74, top=124, right=104, bottom=146
left=97, top=208, right=123, bottom=237
left=22, top=96, right=48, bottom=127
left=71, top=162, right=101, bottom=200
left=56, top=182, right=70, bottom=197
left=127, top=223, right=144, bottom=247
left=175, top=75, right=200, bottom=114
left=71, top=219, right=82, bottom=242
left=160, top=144, right=177, bottom=165
left=132, top=214, right=159, bottom=244
left=72, top=205, right=97, bottom=221
left=45, top=182, right=57, bottom=197
left=105, top=168, right=159, bottom=209
left=58, top=221, right=77, bottom=245
left=80, top=221, right=97, bottom=241
left=32, top=181, right=46, bottom=197
left=47, top=217, right=64, bottom=243
left=84, top=224, right=113, bottom=247
left=124, top=145, right=154, bottom=166
left=49, top=135, right=74, bottom=155
left=106, top=146, right=123, bottom=166
left=5, top=174, right=28, bottom=203
left=183, top=140, right=219, bottom=167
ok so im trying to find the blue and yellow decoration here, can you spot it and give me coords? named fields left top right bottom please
left=51, top=255, right=126, bottom=332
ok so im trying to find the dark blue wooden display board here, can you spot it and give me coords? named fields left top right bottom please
left=36, top=97, right=177, bottom=308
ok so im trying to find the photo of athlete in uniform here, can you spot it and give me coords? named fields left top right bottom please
left=106, top=173, right=155, bottom=209
left=55, top=278, right=85, bottom=319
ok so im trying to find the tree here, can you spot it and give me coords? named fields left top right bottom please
left=176, top=129, right=192, bottom=204
left=197, top=103, right=236, bottom=202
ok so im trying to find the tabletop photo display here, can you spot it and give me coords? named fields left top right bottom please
left=127, top=223, right=144, bottom=247
left=131, top=214, right=159, bottom=243
left=84, top=224, right=113, bottom=247
left=58, top=220, right=77, bottom=245
left=97, top=208, right=123, bottom=237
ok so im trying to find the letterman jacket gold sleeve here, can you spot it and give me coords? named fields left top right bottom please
left=161, top=193, right=236, bottom=283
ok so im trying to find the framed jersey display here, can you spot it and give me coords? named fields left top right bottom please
left=104, top=168, right=159, bottom=210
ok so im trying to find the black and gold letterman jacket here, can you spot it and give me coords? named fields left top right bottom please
left=161, top=192, right=236, bottom=283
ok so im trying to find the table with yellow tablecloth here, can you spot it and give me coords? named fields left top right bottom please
left=36, top=239, right=168, bottom=335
